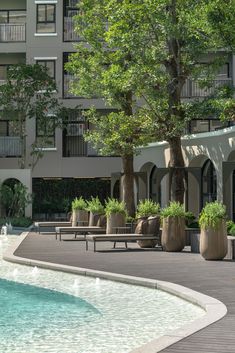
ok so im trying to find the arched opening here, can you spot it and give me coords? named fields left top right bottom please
left=201, top=159, right=217, bottom=208
left=0, top=178, right=26, bottom=217
left=113, top=179, right=120, bottom=200
left=149, top=166, right=162, bottom=205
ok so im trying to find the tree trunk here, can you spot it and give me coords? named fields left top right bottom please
left=168, top=136, right=185, bottom=203
left=121, top=155, right=135, bottom=217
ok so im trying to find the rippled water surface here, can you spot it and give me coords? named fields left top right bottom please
left=0, top=235, right=205, bottom=353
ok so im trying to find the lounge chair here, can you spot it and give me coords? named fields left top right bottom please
left=55, top=225, right=106, bottom=241
left=85, top=233, right=163, bottom=252
left=34, top=221, right=73, bottom=233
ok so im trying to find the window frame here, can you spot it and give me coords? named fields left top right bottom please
left=36, top=4, right=56, bottom=33
left=36, top=59, right=56, bottom=79
left=36, top=115, right=56, bottom=148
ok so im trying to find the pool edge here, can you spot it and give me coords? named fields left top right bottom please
left=3, top=232, right=227, bottom=353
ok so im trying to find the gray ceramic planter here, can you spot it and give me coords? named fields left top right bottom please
left=200, top=220, right=227, bottom=260
left=161, top=216, right=185, bottom=252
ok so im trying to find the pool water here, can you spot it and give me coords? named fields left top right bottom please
left=0, top=235, right=205, bottom=353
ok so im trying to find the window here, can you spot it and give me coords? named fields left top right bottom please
left=36, top=116, right=55, bottom=148
left=36, top=60, right=55, bottom=79
left=62, top=112, right=87, bottom=156
left=36, top=4, right=56, bottom=33
left=0, top=10, right=26, bottom=24
left=0, top=120, right=19, bottom=137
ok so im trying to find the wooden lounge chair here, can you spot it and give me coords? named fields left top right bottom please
left=85, top=233, right=163, bottom=252
left=34, top=221, right=72, bottom=233
left=55, top=226, right=106, bottom=241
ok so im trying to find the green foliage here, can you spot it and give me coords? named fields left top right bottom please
left=185, top=211, right=196, bottom=226
left=161, top=202, right=186, bottom=219
left=136, top=199, right=160, bottom=218
left=32, top=178, right=111, bottom=215
left=105, top=198, right=127, bottom=217
left=0, top=182, right=32, bottom=217
left=227, top=220, right=235, bottom=236
left=0, top=64, right=61, bottom=169
left=0, top=217, right=32, bottom=228
left=86, top=196, right=104, bottom=214
left=199, top=202, right=226, bottom=230
left=71, top=197, right=87, bottom=211
left=84, top=109, right=154, bottom=157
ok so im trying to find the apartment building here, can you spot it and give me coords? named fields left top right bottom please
left=0, top=0, right=122, bottom=217
left=1, top=0, right=235, bottom=220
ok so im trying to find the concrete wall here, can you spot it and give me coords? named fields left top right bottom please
left=0, top=169, right=32, bottom=217
left=135, top=126, right=235, bottom=218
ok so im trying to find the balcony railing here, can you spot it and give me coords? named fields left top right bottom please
left=181, top=78, right=233, bottom=98
left=63, top=136, right=98, bottom=157
left=0, top=23, right=26, bottom=42
left=0, top=136, right=22, bottom=157
left=64, top=17, right=80, bottom=42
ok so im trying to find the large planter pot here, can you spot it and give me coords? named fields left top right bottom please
left=88, top=212, right=100, bottom=226
left=136, top=216, right=160, bottom=248
left=72, top=209, right=89, bottom=226
left=106, top=213, right=126, bottom=234
left=200, top=220, right=227, bottom=260
left=161, top=216, right=185, bottom=252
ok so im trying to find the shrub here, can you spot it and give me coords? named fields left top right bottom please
left=199, top=201, right=226, bottom=230
left=0, top=217, right=32, bottom=228
left=71, top=197, right=87, bottom=211
left=227, top=220, right=235, bottom=235
left=136, top=199, right=160, bottom=218
left=105, top=198, right=127, bottom=217
left=86, top=196, right=104, bottom=214
left=161, top=201, right=185, bottom=218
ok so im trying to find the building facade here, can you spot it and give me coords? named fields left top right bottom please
left=1, top=0, right=235, bottom=220
left=0, top=0, right=122, bottom=217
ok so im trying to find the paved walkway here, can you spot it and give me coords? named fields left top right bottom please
left=14, top=232, right=235, bottom=353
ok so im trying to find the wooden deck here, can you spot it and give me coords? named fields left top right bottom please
left=14, top=232, right=235, bottom=353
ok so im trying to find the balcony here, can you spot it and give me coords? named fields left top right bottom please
left=0, top=23, right=26, bottom=42
left=181, top=78, right=233, bottom=98
left=64, top=17, right=80, bottom=42
left=0, top=137, right=22, bottom=157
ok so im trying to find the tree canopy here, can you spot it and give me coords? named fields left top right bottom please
left=68, top=0, right=235, bottom=206
left=0, top=64, right=60, bottom=169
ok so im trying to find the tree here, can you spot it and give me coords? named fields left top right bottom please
left=68, top=0, right=235, bottom=208
left=99, top=0, right=235, bottom=204
left=0, top=64, right=60, bottom=169
left=66, top=3, right=155, bottom=216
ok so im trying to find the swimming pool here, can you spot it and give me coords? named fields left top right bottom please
left=0, top=235, right=205, bottom=353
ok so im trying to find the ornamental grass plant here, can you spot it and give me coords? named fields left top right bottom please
left=136, top=199, right=160, bottom=218
left=199, top=201, right=226, bottom=230
left=86, top=196, right=104, bottom=214
left=161, top=201, right=185, bottom=218
left=71, top=197, right=87, bottom=211
left=105, top=198, right=127, bottom=216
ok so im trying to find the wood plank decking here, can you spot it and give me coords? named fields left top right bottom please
left=14, top=232, right=235, bottom=353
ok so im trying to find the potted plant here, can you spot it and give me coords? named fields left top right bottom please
left=135, top=199, right=160, bottom=248
left=105, top=198, right=127, bottom=234
left=71, top=197, right=88, bottom=226
left=86, top=197, right=105, bottom=226
left=199, top=201, right=227, bottom=260
left=136, top=199, right=160, bottom=218
left=161, top=201, right=186, bottom=252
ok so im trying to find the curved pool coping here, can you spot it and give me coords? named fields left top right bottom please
left=3, top=232, right=227, bottom=353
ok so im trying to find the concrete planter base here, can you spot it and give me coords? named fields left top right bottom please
left=225, top=236, right=235, bottom=260
left=190, top=233, right=200, bottom=253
